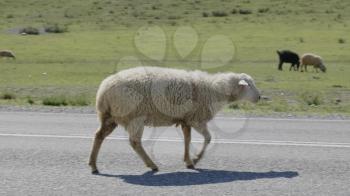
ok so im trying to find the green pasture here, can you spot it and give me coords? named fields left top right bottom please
left=0, top=0, right=349, bottom=115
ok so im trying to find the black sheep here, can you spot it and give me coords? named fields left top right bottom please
left=276, top=50, right=300, bottom=71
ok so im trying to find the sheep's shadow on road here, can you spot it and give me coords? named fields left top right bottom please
left=97, top=169, right=299, bottom=186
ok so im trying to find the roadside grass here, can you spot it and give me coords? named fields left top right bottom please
left=300, top=91, right=323, bottom=106
left=26, top=96, right=34, bottom=105
left=42, top=94, right=89, bottom=106
left=0, top=0, right=349, bottom=115
left=0, top=92, right=16, bottom=100
left=0, top=61, right=348, bottom=114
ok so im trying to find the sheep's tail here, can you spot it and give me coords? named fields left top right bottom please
left=96, top=92, right=109, bottom=115
left=276, top=50, right=281, bottom=56
left=95, top=75, right=115, bottom=115
left=96, top=95, right=117, bottom=126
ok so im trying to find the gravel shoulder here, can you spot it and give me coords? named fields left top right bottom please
left=0, top=105, right=349, bottom=120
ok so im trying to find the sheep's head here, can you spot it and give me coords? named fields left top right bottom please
left=214, top=73, right=261, bottom=103
left=235, top=73, right=261, bottom=103
left=320, top=64, right=327, bottom=72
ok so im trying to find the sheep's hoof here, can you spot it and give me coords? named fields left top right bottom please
left=186, top=164, right=195, bottom=169
left=91, top=169, right=99, bottom=175
left=151, top=168, right=159, bottom=172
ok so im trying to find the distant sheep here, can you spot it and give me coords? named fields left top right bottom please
left=276, top=50, right=300, bottom=71
left=88, top=66, right=261, bottom=174
left=0, top=50, right=15, bottom=59
left=300, top=53, right=326, bottom=73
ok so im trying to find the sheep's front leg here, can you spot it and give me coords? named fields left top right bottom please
left=192, top=124, right=211, bottom=165
left=181, top=124, right=194, bottom=169
left=315, top=66, right=319, bottom=73
left=127, top=121, right=158, bottom=171
left=278, top=62, right=283, bottom=70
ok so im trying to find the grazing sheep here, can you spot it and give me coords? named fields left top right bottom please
left=276, top=50, right=300, bottom=71
left=88, top=66, right=261, bottom=174
left=0, top=50, right=16, bottom=59
left=300, top=53, right=326, bottom=73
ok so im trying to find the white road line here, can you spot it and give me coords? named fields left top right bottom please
left=215, top=116, right=350, bottom=123
left=1, top=133, right=350, bottom=148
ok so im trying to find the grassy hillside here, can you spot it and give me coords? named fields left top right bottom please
left=0, top=0, right=349, bottom=115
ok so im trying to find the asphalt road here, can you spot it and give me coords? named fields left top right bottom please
left=0, top=111, right=350, bottom=196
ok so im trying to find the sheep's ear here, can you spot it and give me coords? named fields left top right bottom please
left=238, top=80, right=249, bottom=86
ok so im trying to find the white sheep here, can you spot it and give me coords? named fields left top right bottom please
left=88, top=66, right=260, bottom=174
left=0, top=50, right=16, bottom=59
left=300, top=53, right=326, bottom=73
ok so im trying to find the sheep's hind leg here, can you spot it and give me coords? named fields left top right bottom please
left=88, top=115, right=116, bottom=174
left=181, top=124, right=194, bottom=169
left=127, top=120, right=158, bottom=171
left=192, top=124, right=211, bottom=165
